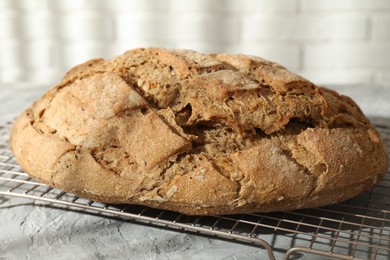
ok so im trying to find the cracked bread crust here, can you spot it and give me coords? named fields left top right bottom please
left=10, top=48, right=388, bottom=215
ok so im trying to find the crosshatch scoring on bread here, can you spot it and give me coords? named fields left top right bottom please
left=10, top=48, right=388, bottom=215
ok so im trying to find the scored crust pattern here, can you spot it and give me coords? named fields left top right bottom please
left=10, top=48, right=388, bottom=215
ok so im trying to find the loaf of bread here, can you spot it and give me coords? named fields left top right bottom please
left=10, top=48, right=388, bottom=215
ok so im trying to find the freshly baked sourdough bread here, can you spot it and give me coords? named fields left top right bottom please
left=10, top=48, right=388, bottom=215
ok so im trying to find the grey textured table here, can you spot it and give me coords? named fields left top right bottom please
left=1, top=84, right=389, bottom=260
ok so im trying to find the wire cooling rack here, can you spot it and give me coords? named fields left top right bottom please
left=1, top=119, right=389, bottom=260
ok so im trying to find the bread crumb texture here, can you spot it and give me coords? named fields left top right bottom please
left=10, top=48, right=388, bottom=215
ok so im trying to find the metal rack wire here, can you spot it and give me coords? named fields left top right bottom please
left=1, top=119, right=389, bottom=260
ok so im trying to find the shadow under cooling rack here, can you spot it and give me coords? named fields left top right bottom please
left=1, top=119, right=389, bottom=260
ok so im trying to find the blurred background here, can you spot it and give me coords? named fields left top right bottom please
left=1, top=0, right=390, bottom=88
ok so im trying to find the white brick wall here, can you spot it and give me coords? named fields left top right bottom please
left=59, top=12, right=113, bottom=40
left=116, top=14, right=170, bottom=41
left=242, top=14, right=368, bottom=41
left=0, top=0, right=390, bottom=87
left=301, top=0, right=390, bottom=11
left=305, top=43, right=390, bottom=68
left=0, top=10, right=21, bottom=39
left=171, top=14, right=239, bottom=42
left=22, top=11, right=56, bottom=39
left=372, top=15, right=390, bottom=39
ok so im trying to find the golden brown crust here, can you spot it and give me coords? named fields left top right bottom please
left=10, top=48, right=388, bottom=215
